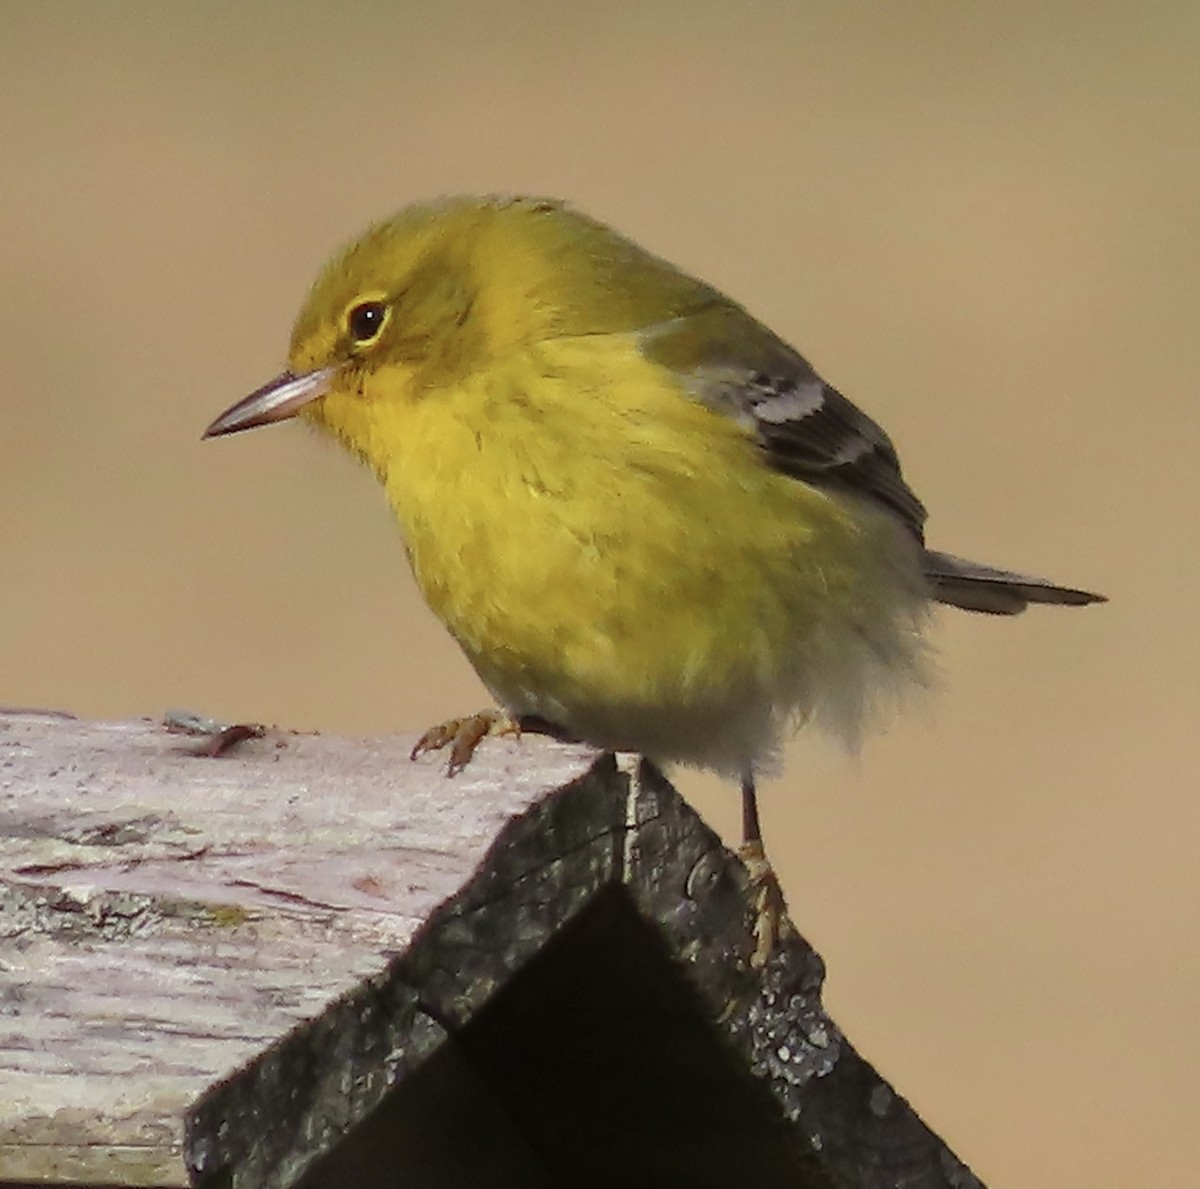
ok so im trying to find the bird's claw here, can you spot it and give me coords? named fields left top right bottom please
left=739, top=839, right=794, bottom=968
left=410, top=708, right=522, bottom=776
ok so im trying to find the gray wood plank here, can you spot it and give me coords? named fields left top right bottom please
left=0, top=711, right=599, bottom=1184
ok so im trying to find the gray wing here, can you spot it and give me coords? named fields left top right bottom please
left=728, top=369, right=929, bottom=537
left=641, top=303, right=1105, bottom=614
left=642, top=303, right=929, bottom=540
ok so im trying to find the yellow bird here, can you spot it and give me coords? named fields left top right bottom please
left=205, top=196, right=1103, bottom=954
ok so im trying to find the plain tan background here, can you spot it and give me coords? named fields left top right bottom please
left=2, top=3, right=1195, bottom=1184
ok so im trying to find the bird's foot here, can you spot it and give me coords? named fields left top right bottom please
left=410, top=708, right=523, bottom=776
left=738, top=839, right=794, bottom=968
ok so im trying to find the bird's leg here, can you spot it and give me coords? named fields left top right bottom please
left=741, top=769, right=764, bottom=851
left=738, top=771, right=793, bottom=967
left=410, top=708, right=523, bottom=776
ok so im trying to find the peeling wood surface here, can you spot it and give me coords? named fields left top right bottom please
left=0, top=711, right=601, bottom=1185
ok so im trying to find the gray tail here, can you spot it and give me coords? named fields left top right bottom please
left=924, top=550, right=1106, bottom=615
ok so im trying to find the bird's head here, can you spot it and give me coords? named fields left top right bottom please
left=204, top=198, right=520, bottom=449
left=204, top=195, right=717, bottom=466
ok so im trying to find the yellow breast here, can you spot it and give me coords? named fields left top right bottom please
left=336, top=334, right=927, bottom=774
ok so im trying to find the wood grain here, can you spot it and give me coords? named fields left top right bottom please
left=2, top=712, right=984, bottom=1189
left=0, top=711, right=599, bottom=1185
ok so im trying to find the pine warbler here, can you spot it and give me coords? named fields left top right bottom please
left=205, top=197, right=1103, bottom=953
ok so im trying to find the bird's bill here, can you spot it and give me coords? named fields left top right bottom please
left=202, top=367, right=335, bottom=438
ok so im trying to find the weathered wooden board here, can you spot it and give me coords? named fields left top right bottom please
left=2, top=712, right=984, bottom=1189
left=0, top=711, right=601, bottom=1185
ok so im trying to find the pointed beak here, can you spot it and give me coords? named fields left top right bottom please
left=203, top=366, right=336, bottom=439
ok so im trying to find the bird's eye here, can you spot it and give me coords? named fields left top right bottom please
left=346, top=300, right=388, bottom=345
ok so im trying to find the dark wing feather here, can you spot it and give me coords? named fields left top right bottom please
left=640, top=302, right=1106, bottom=613
left=641, top=302, right=929, bottom=540
left=735, top=370, right=928, bottom=537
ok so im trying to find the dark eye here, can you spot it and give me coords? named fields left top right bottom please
left=347, top=300, right=388, bottom=344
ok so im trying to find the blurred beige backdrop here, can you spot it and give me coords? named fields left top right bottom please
left=2, top=2, right=1196, bottom=1184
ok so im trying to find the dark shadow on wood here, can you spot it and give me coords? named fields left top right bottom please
left=296, top=886, right=827, bottom=1189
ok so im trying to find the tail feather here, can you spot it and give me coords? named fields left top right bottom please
left=924, top=550, right=1106, bottom=616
